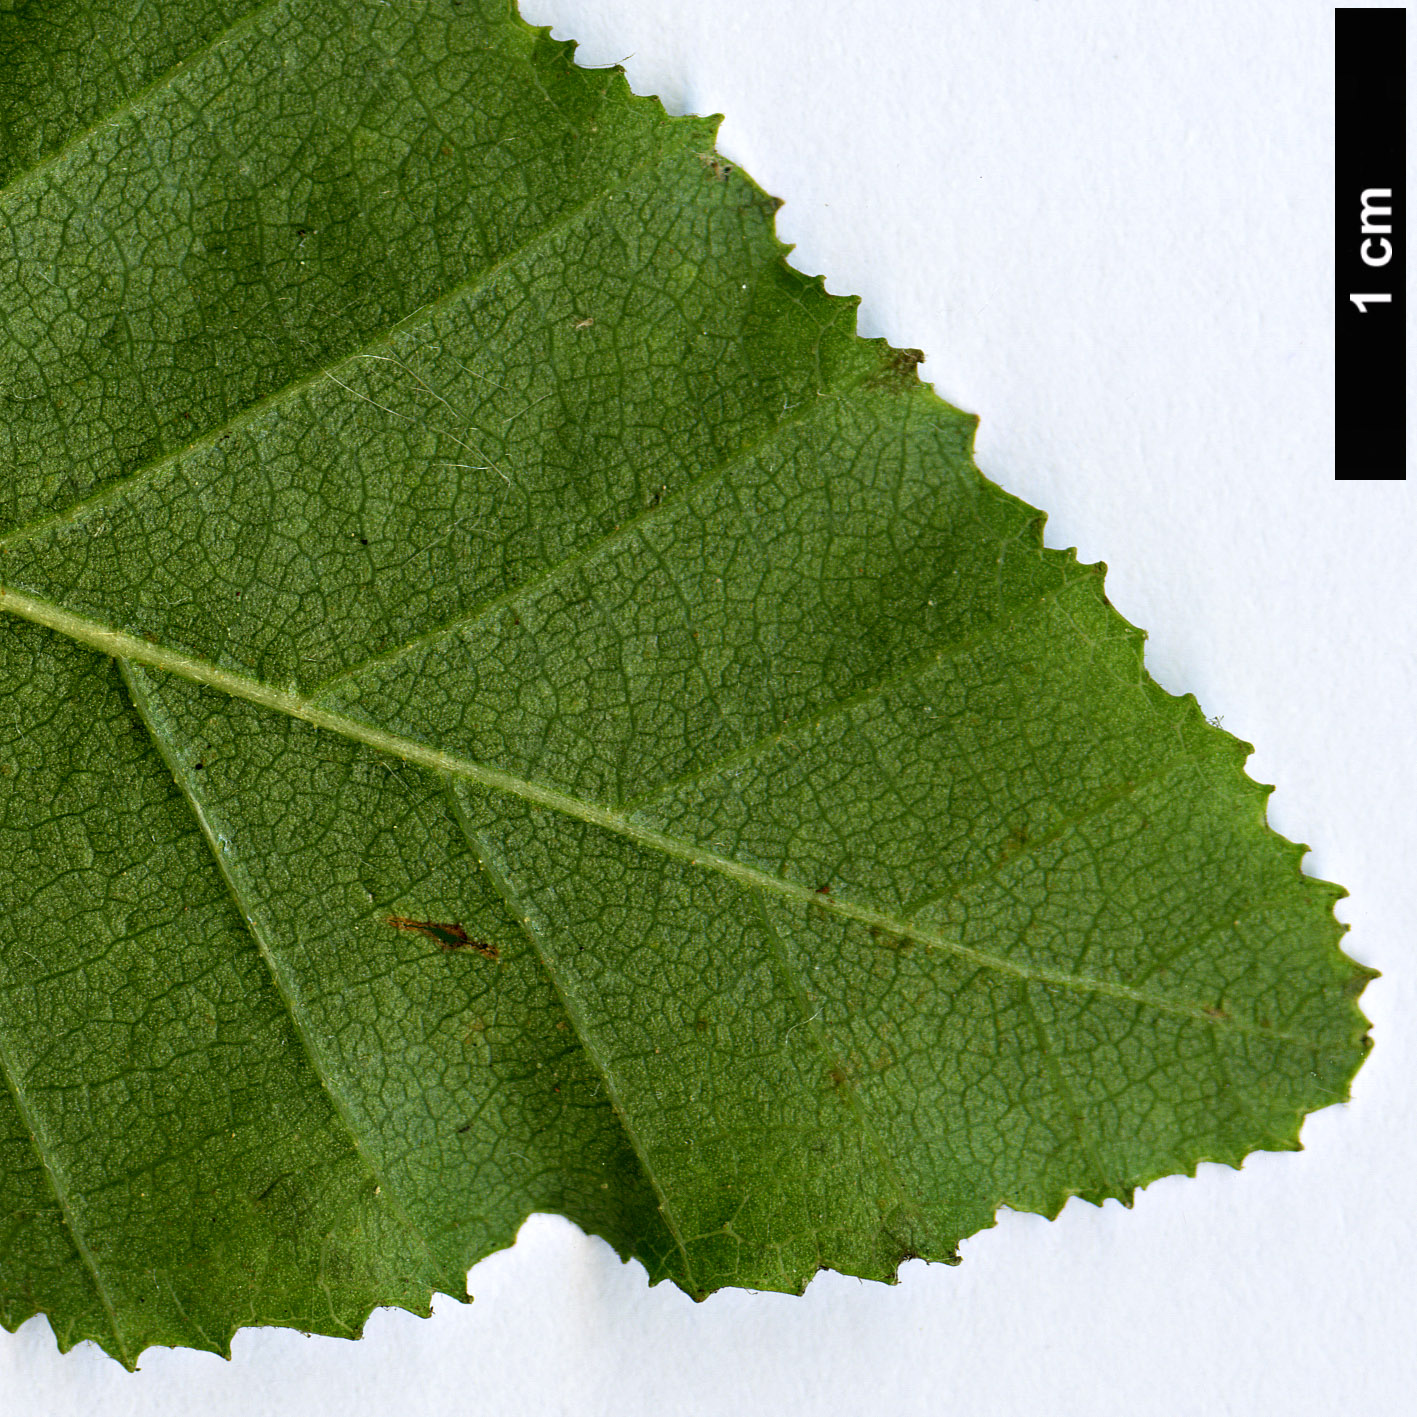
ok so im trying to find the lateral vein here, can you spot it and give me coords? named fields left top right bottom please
left=117, top=660, right=451, bottom=1286
left=0, top=1031, right=130, bottom=1364
left=306, top=380, right=865, bottom=699
left=0, top=139, right=692, bottom=551
left=441, top=782, right=699, bottom=1290
left=0, top=0, right=289, bottom=208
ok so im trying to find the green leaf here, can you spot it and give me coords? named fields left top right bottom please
left=0, top=0, right=1370, bottom=1367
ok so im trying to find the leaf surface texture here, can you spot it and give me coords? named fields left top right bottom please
left=0, top=0, right=1370, bottom=1365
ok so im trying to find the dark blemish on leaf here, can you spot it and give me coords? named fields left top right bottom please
left=456, top=1122, right=472, bottom=1134
left=360, top=538, right=368, bottom=545
left=871, top=346, right=925, bottom=390
left=696, top=152, right=733, bottom=181
left=889, top=347, right=924, bottom=376
left=695, top=1016, right=708, bottom=1033
left=194, top=761, right=204, bottom=771
left=815, top=883, right=831, bottom=895
left=254, top=1175, right=286, bottom=1204
left=998, top=825, right=1029, bottom=864
left=1202, top=1005, right=1229, bottom=1021
left=386, top=916, right=500, bottom=960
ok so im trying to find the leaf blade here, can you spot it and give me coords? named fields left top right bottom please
left=0, top=0, right=1371, bottom=1355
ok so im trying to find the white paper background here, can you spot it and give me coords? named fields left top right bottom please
left=2, top=1, right=1411, bottom=1412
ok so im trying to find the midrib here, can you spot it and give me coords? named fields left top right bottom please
left=0, top=581, right=1307, bottom=1046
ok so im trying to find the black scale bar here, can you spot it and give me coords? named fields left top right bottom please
left=1335, top=7, right=1407, bottom=480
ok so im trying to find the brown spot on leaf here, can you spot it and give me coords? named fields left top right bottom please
left=696, top=151, right=733, bottom=181
left=871, top=345, right=925, bottom=391
left=998, top=824, right=1029, bottom=865
left=387, top=916, right=499, bottom=960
